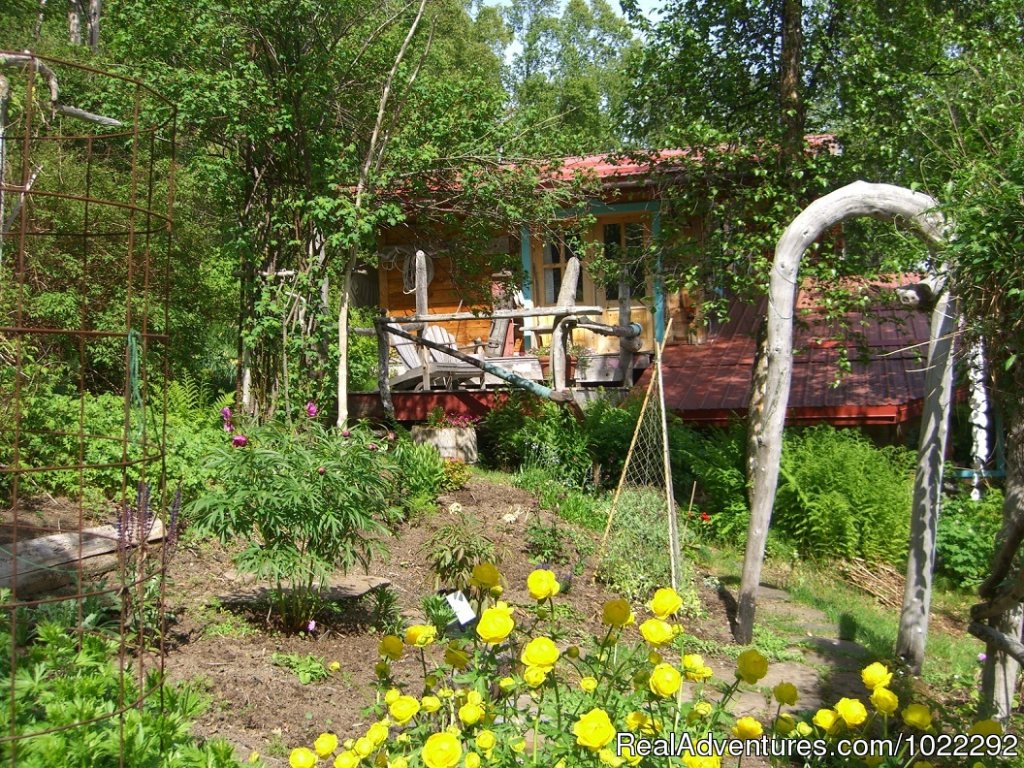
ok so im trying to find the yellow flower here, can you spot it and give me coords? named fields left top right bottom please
left=863, top=757, right=884, bottom=767
left=388, top=759, right=408, bottom=768
left=379, top=635, right=404, bottom=660
left=334, top=753, right=359, bottom=768
left=475, top=731, right=496, bottom=752
left=775, top=712, right=796, bottom=735
left=389, top=695, right=421, bottom=725
left=509, top=737, right=526, bottom=754
left=523, top=666, right=547, bottom=688
left=405, top=624, right=437, bottom=647
left=520, top=636, right=560, bottom=670
left=328, top=661, right=341, bottom=672
left=682, top=654, right=713, bottom=682
left=354, top=738, right=374, bottom=758
left=650, top=587, right=684, bottom=618
left=314, top=733, right=339, bottom=757
left=773, top=681, right=799, bottom=706
left=445, top=643, right=471, bottom=670
left=421, top=732, right=462, bottom=768
left=469, top=562, right=500, bottom=589
left=498, top=676, right=516, bottom=692
left=639, top=618, right=675, bottom=646
left=573, top=708, right=616, bottom=751
left=687, top=701, right=713, bottom=724
left=861, top=662, right=892, bottom=691
left=648, top=663, right=682, bottom=697
left=619, top=746, right=643, bottom=766
left=476, top=603, right=515, bottom=644
left=602, top=598, right=632, bottom=626
left=458, top=702, right=484, bottom=726
left=464, top=752, right=481, bottom=768
left=247, top=751, right=260, bottom=764
left=968, top=719, right=1002, bottom=736
left=736, top=649, right=769, bottom=684
left=367, top=722, right=389, bottom=747
left=835, top=697, right=868, bottom=728
left=870, top=687, right=898, bottom=716
left=796, top=722, right=814, bottom=737
left=732, top=716, right=764, bottom=739
left=290, top=747, right=318, bottom=768
left=580, top=676, right=598, bottom=693
left=598, top=748, right=625, bottom=767
left=812, top=708, right=839, bottom=734
left=527, top=569, right=560, bottom=600
left=682, top=754, right=721, bottom=768
left=384, top=688, right=401, bottom=705
left=902, top=703, right=933, bottom=731
left=421, top=695, right=441, bottom=713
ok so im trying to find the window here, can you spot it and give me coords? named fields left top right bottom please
left=540, top=234, right=583, bottom=304
left=603, top=221, right=647, bottom=301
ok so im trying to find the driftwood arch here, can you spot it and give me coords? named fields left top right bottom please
left=738, top=182, right=955, bottom=674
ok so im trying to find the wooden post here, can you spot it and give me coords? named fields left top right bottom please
left=617, top=273, right=634, bottom=387
left=738, top=182, right=948, bottom=647
left=414, top=250, right=430, bottom=389
left=374, top=316, right=395, bottom=421
left=657, top=319, right=680, bottom=589
left=552, top=255, right=581, bottom=388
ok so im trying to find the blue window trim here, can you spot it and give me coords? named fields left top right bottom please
left=519, top=200, right=665, bottom=343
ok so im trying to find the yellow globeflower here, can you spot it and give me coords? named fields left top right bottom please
left=902, top=703, right=933, bottom=731
left=458, top=701, right=485, bottom=727
left=523, top=666, right=547, bottom=688
left=421, top=732, right=462, bottom=768
left=314, top=733, right=339, bottom=757
left=389, top=695, right=421, bottom=725
left=835, top=697, right=868, bottom=728
left=870, top=687, right=898, bottom=716
left=773, top=682, right=799, bottom=706
left=731, top=716, right=764, bottom=739
left=384, top=688, right=402, bottom=705
left=328, top=661, right=341, bottom=672
left=388, top=758, right=409, bottom=768
left=620, top=746, right=643, bottom=766
left=639, top=618, right=675, bottom=646
left=527, top=569, right=561, bottom=600
left=968, top=719, right=1002, bottom=736
left=598, top=747, right=625, bottom=767
left=405, top=625, right=437, bottom=647
left=290, top=748, right=318, bottom=768
left=573, top=708, right=616, bottom=751
left=861, top=662, right=892, bottom=691
left=812, top=708, right=839, bottom=734
left=509, top=738, right=526, bottom=754
left=469, top=562, right=500, bottom=589
left=353, top=738, right=374, bottom=758
left=736, top=649, right=769, bottom=684
left=650, top=587, right=684, bottom=619
left=682, top=754, right=721, bottom=768
left=498, top=676, right=516, bottom=692
left=421, top=695, right=441, bottom=713
left=775, top=712, right=796, bottom=735
left=648, top=663, right=682, bottom=698
left=379, top=635, right=404, bottom=660
left=602, top=598, right=632, bottom=627
left=521, top=636, right=560, bottom=671
left=687, top=701, right=713, bottom=724
left=334, top=753, right=359, bottom=768
left=580, top=676, right=599, bottom=693
left=464, top=752, right=481, bottom=768
left=475, top=731, right=496, bottom=752
left=796, top=722, right=814, bottom=737
left=367, top=722, right=389, bottom=747
left=476, top=603, right=515, bottom=645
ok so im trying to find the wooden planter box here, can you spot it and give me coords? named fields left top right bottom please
left=411, top=425, right=478, bottom=464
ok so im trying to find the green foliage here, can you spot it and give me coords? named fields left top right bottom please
left=935, top=490, right=1005, bottom=588
left=271, top=653, right=329, bottom=685
left=774, top=426, right=914, bottom=563
left=525, top=518, right=569, bottom=565
left=390, top=439, right=446, bottom=514
left=421, top=506, right=496, bottom=591
left=189, top=419, right=399, bottom=629
left=347, top=307, right=381, bottom=392
left=0, top=598, right=241, bottom=767
left=440, top=460, right=472, bottom=492
left=367, top=586, right=405, bottom=636
left=420, top=594, right=457, bottom=634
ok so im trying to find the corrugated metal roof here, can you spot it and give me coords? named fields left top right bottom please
left=650, top=279, right=936, bottom=425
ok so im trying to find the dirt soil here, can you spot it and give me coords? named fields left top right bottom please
left=158, top=474, right=870, bottom=766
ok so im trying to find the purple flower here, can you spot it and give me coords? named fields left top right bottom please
left=368, top=443, right=378, bottom=452
left=220, top=406, right=232, bottom=420
left=232, top=434, right=249, bottom=448
left=341, top=429, right=351, bottom=438
left=307, top=619, right=316, bottom=633
left=978, top=652, right=988, bottom=663
left=317, top=466, right=326, bottom=475
left=223, top=421, right=234, bottom=433
left=305, top=401, right=318, bottom=417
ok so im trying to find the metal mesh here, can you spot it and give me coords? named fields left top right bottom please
left=0, top=51, right=175, bottom=763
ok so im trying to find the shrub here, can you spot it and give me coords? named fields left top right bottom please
left=773, top=426, right=915, bottom=563
left=189, top=417, right=399, bottom=629
left=421, top=505, right=496, bottom=590
left=935, top=488, right=1004, bottom=588
left=440, top=459, right=472, bottom=491
left=391, top=439, right=446, bottom=512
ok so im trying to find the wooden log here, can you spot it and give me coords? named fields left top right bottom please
left=0, top=518, right=165, bottom=596
left=393, top=306, right=604, bottom=323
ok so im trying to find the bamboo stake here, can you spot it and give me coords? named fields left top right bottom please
left=657, top=319, right=681, bottom=590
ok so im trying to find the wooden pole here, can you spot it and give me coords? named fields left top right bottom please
left=374, top=316, right=395, bottom=421
left=657, top=319, right=680, bottom=590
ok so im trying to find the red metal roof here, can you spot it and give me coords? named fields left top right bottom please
left=648, top=278, right=937, bottom=425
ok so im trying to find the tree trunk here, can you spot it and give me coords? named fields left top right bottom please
left=68, top=0, right=83, bottom=45
left=87, top=0, right=101, bottom=51
left=336, top=253, right=355, bottom=427
left=738, top=182, right=946, bottom=645
left=779, top=0, right=804, bottom=172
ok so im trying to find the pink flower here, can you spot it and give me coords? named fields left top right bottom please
left=317, top=466, right=326, bottom=475
left=231, top=434, right=248, bottom=448
left=368, top=443, right=378, bottom=452
left=305, top=401, right=318, bottom=417
left=223, top=422, right=234, bottom=433
left=307, top=620, right=316, bottom=633
left=341, top=429, right=351, bottom=438
left=978, top=652, right=987, bottom=663
left=220, top=406, right=232, bottom=421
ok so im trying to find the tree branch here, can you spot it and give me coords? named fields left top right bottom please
left=969, top=621, right=1024, bottom=667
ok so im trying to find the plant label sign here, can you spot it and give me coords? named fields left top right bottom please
left=446, top=591, right=476, bottom=625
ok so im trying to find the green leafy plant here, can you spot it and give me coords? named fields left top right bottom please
left=421, top=505, right=496, bottom=590
left=368, top=586, right=405, bottom=635
left=271, top=652, right=329, bottom=685
left=390, top=439, right=446, bottom=514
left=935, top=489, right=1004, bottom=588
left=190, top=418, right=399, bottom=630
left=421, top=593, right=457, bottom=634
left=524, top=518, right=569, bottom=565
